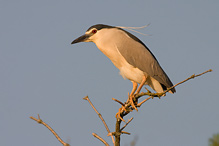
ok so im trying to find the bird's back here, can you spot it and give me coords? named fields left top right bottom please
left=115, top=28, right=176, bottom=93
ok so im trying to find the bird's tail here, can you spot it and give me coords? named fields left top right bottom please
left=148, top=76, right=176, bottom=94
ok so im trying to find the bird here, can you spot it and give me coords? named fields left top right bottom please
left=71, top=24, right=175, bottom=110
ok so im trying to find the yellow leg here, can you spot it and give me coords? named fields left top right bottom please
left=126, top=81, right=138, bottom=103
left=136, top=75, right=147, bottom=94
left=129, top=75, right=147, bottom=111
left=130, top=81, right=138, bottom=96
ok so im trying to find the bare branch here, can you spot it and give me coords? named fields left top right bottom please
left=30, top=114, right=70, bottom=146
left=165, top=69, right=212, bottom=93
left=92, top=133, right=110, bottom=146
left=83, top=96, right=115, bottom=145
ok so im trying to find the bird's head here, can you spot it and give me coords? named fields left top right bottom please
left=71, top=24, right=114, bottom=44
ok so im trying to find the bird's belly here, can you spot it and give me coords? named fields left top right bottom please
left=97, top=44, right=145, bottom=84
left=119, top=64, right=145, bottom=84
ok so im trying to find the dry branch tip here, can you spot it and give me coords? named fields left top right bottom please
left=92, top=133, right=110, bottom=146
left=30, top=114, right=70, bottom=146
left=112, top=98, right=125, bottom=106
left=121, top=131, right=131, bottom=135
left=83, top=96, right=89, bottom=100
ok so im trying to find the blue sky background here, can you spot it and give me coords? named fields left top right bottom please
left=1, top=0, right=218, bottom=146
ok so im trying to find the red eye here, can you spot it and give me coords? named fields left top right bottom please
left=92, top=29, right=97, bottom=34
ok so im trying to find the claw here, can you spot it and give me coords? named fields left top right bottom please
left=129, top=95, right=138, bottom=111
left=115, top=108, right=126, bottom=122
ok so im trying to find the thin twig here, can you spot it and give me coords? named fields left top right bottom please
left=165, top=69, right=212, bottom=94
left=30, top=114, right=70, bottom=146
left=112, top=98, right=125, bottom=106
left=121, top=131, right=131, bottom=135
left=92, top=133, right=110, bottom=146
left=83, top=96, right=115, bottom=145
left=137, top=96, right=152, bottom=107
left=120, top=117, right=134, bottom=131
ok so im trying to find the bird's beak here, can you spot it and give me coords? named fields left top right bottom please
left=71, top=34, right=90, bottom=44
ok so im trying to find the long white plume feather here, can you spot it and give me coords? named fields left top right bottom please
left=116, top=23, right=151, bottom=36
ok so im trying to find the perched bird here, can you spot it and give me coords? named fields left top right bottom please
left=71, top=24, right=175, bottom=109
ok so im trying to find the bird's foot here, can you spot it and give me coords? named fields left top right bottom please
left=115, top=104, right=133, bottom=122
left=115, top=107, right=126, bottom=122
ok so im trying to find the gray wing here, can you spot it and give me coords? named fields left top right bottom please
left=116, top=29, right=175, bottom=93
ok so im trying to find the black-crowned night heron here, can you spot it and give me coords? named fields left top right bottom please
left=71, top=24, right=175, bottom=110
